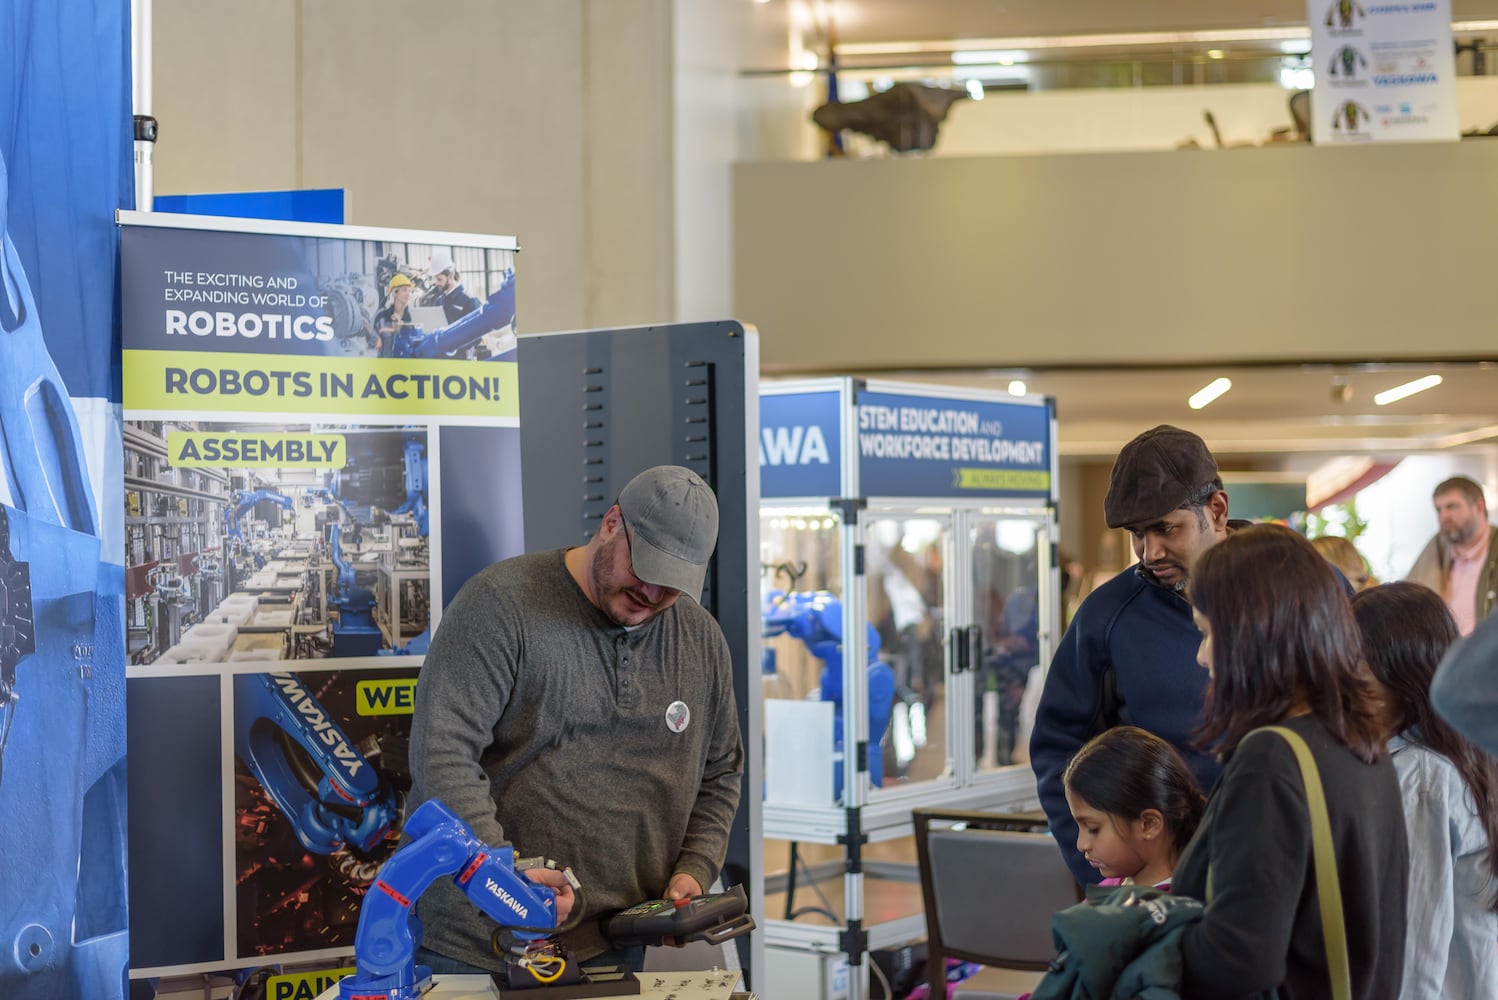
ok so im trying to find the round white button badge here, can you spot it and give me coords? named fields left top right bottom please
left=665, top=700, right=690, bottom=733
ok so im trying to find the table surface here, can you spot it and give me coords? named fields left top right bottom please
left=315, top=970, right=748, bottom=999
left=315, top=975, right=499, bottom=1000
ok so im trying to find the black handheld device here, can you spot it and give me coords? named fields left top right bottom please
left=598, top=884, right=755, bottom=948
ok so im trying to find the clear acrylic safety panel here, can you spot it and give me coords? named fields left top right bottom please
left=970, top=513, right=1050, bottom=776
left=864, top=513, right=956, bottom=796
left=760, top=507, right=845, bottom=807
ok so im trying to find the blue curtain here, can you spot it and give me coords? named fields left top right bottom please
left=0, top=1, right=132, bottom=998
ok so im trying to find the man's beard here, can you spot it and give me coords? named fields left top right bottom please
left=589, top=540, right=628, bottom=627
left=1444, top=522, right=1477, bottom=546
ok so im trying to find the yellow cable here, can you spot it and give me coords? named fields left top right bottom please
left=522, top=956, right=566, bottom=984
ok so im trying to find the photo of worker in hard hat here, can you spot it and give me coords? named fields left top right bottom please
left=364, top=245, right=517, bottom=362
left=420, top=248, right=481, bottom=325
left=372, top=273, right=415, bottom=358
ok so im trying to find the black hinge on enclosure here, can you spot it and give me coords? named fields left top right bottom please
left=838, top=807, right=866, bottom=874
left=839, top=919, right=867, bottom=960
left=951, top=627, right=969, bottom=673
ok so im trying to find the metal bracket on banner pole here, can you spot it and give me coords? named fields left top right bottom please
left=837, top=807, right=866, bottom=874
left=828, top=497, right=866, bottom=524
left=131, top=0, right=155, bottom=210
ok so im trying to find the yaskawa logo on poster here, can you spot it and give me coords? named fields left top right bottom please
left=272, top=674, right=366, bottom=779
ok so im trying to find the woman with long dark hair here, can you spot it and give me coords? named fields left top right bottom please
left=1172, top=525, right=1407, bottom=999
left=1352, top=582, right=1498, bottom=998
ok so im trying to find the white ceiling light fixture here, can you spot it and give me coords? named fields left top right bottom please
left=840, top=27, right=1310, bottom=57
left=952, top=49, right=1025, bottom=65
left=1374, top=374, right=1443, bottom=405
left=1008, top=379, right=1027, bottom=396
left=840, top=21, right=1498, bottom=60
left=1188, top=377, right=1232, bottom=410
left=1435, top=423, right=1498, bottom=448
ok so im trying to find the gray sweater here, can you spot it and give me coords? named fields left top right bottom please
left=408, top=548, right=744, bottom=963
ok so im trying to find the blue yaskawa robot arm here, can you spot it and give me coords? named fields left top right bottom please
left=339, top=799, right=578, bottom=1000
left=390, top=435, right=428, bottom=537
left=0, top=156, right=127, bottom=998
left=762, top=590, right=896, bottom=795
left=234, top=671, right=399, bottom=857
left=304, top=485, right=382, bottom=656
left=224, top=488, right=294, bottom=541
left=303, top=485, right=354, bottom=524
left=303, top=486, right=376, bottom=608
left=391, top=269, right=516, bottom=360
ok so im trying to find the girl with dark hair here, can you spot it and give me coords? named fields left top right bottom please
left=1352, top=582, right=1498, bottom=998
left=1171, top=524, right=1407, bottom=1000
left=1062, top=726, right=1205, bottom=889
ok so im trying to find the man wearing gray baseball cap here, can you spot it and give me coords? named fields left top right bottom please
left=408, top=466, right=743, bottom=974
left=1030, top=426, right=1239, bottom=885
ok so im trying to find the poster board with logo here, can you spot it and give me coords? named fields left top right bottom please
left=760, top=378, right=1054, bottom=502
left=119, top=212, right=524, bottom=976
left=1308, top=0, right=1458, bottom=143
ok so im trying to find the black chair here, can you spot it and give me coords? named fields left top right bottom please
left=914, top=808, right=1083, bottom=1000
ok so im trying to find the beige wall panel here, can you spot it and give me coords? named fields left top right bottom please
left=671, top=0, right=750, bottom=324
left=152, top=0, right=299, bottom=195
left=295, top=0, right=590, bottom=333
left=735, top=142, right=1498, bottom=371
left=583, top=0, right=673, bottom=327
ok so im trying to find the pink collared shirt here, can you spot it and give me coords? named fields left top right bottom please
left=1446, top=531, right=1491, bottom=636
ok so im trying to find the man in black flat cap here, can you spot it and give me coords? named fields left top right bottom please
left=1030, top=426, right=1238, bottom=885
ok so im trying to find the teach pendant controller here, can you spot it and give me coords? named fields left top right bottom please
left=598, top=884, right=754, bottom=949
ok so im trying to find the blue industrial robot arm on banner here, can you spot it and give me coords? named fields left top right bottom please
left=389, top=434, right=429, bottom=538
left=234, top=671, right=400, bottom=860
left=337, top=798, right=579, bottom=1000
left=0, top=148, right=127, bottom=998
left=391, top=269, right=515, bottom=361
left=302, top=486, right=366, bottom=601
left=224, top=488, right=294, bottom=547
left=762, top=589, right=896, bottom=795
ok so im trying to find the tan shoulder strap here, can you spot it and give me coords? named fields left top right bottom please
left=1207, top=726, right=1352, bottom=1000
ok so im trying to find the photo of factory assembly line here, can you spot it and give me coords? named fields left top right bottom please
left=124, top=421, right=432, bottom=665
left=316, top=242, right=516, bottom=361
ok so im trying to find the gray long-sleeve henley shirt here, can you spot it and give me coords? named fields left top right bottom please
left=408, top=548, right=744, bottom=964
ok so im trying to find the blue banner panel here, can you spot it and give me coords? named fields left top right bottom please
left=856, top=389, right=1052, bottom=499
left=121, top=224, right=518, bottom=364
left=1, top=2, right=131, bottom=998
left=126, top=676, right=225, bottom=969
left=121, top=217, right=526, bottom=975
left=0, top=0, right=132, bottom=403
left=438, top=425, right=525, bottom=606
left=155, top=189, right=346, bottom=225
left=759, top=390, right=842, bottom=498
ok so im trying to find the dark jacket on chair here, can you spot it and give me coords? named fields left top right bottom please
left=1028, top=887, right=1203, bottom=1000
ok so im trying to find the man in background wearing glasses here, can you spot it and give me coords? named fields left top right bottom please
left=408, top=466, right=744, bottom=975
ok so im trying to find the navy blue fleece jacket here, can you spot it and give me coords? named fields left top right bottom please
left=1029, top=565, right=1220, bottom=885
